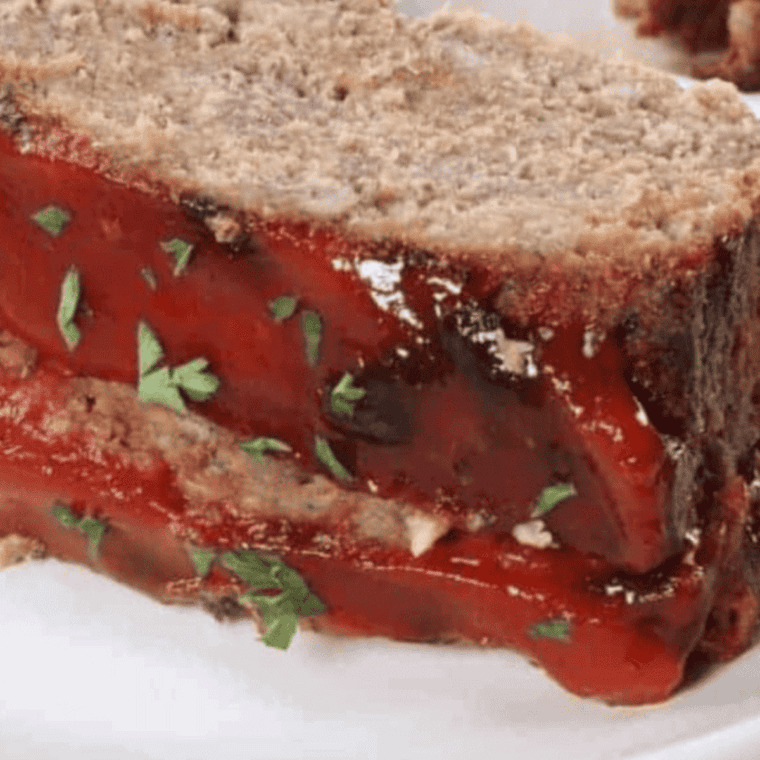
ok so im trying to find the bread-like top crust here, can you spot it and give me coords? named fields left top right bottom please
left=2, top=0, right=760, bottom=275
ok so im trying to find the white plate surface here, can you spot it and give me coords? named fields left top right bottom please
left=3, top=2, right=760, bottom=758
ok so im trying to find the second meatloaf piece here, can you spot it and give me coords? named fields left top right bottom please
left=614, top=0, right=760, bottom=90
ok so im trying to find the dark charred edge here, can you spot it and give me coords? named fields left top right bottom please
left=691, top=224, right=760, bottom=483
left=0, top=85, right=23, bottom=133
left=618, top=223, right=760, bottom=548
left=677, top=223, right=760, bottom=684
left=0, top=85, right=33, bottom=148
left=673, top=222, right=760, bottom=538
left=179, top=193, right=221, bottom=221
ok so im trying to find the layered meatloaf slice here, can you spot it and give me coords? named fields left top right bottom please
left=4, top=0, right=760, bottom=704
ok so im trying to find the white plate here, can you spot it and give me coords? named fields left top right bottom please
left=4, top=560, right=760, bottom=760
left=4, top=2, right=760, bottom=758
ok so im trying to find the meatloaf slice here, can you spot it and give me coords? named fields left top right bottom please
left=4, top=0, right=760, bottom=704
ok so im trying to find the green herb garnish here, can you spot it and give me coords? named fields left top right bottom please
left=53, top=504, right=79, bottom=528
left=221, top=549, right=325, bottom=650
left=189, top=546, right=216, bottom=577
left=137, top=321, right=164, bottom=376
left=302, top=311, right=321, bottom=366
left=79, top=518, right=106, bottom=558
left=33, top=205, right=71, bottom=236
left=240, top=437, right=292, bottom=466
left=136, top=322, right=219, bottom=413
left=270, top=295, right=297, bottom=321
left=139, top=367, right=186, bottom=414
left=331, top=372, right=366, bottom=416
left=161, top=238, right=193, bottom=276
left=315, top=436, right=352, bottom=481
left=529, top=619, right=570, bottom=641
left=56, top=266, right=82, bottom=351
left=532, top=483, right=576, bottom=518
left=171, top=358, right=220, bottom=401
left=53, top=504, right=106, bottom=559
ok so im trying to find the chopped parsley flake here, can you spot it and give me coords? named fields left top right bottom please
left=529, top=619, right=570, bottom=641
left=53, top=504, right=79, bottom=528
left=221, top=549, right=325, bottom=650
left=137, top=321, right=164, bottom=376
left=302, top=311, right=322, bottom=366
left=161, top=238, right=193, bottom=276
left=136, top=322, right=219, bottom=414
left=532, top=483, right=576, bottom=518
left=171, top=358, right=220, bottom=401
left=240, top=437, right=292, bottom=466
left=138, top=367, right=186, bottom=414
left=270, top=296, right=297, bottom=321
left=79, top=518, right=106, bottom=558
left=56, top=267, right=82, bottom=351
left=189, top=546, right=216, bottom=577
left=33, top=205, right=71, bottom=236
left=331, top=372, right=366, bottom=416
left=53, top=504, right=106, bottom=559
left=315, top=436, right=352, bottom=482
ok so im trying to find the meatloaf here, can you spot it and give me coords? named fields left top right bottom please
left=3, top=0, right=760, bottom=704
